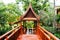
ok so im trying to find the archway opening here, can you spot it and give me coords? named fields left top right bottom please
left=23, top=20, right=37, bottom=34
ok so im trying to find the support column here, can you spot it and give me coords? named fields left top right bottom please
left=23, top=20, right=26, bottom=28
left=20, top=22, right=22, bottom=27
left=37, top=20, right=40, bottom=27
left=34, top=21, right=37, bottom=28
left=23, top=20, right=27, bottom=34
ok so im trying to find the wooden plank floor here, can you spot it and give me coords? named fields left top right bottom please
left=17, top=34, right=42, bottom=40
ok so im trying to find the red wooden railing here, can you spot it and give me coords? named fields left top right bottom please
left=37, top=25, right=59, bottom=40
left=4, top=27, right=23, bottom=40
left=0, top=25, right=59, bottom=40
left=0, top=25, right=25, bottom=40
left=36, top=27, right=50, bottom=40
left=0, top=26, right=19, bottom=40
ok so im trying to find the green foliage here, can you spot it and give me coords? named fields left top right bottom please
left=5, top=3, right=22, bottom=22
left=16, top=0, right=54, bottom=26
left=42, top=26, right=56, bottom=33
left=54, top=32, right=60, bottom=39
left=26, top=21, right=34, bottom=28
left=43, top=26, right=60, bottom=38
left=0, top=2, right=22, bottom=35
left=0, top=23, right=12, bottom=36
left=56, top=14, right=60, bottom=23
left=19, top=0, right=50, bottom=14
left=0, top=3, right=7, bottom=26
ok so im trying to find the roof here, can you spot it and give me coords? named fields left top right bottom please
left=20, top=3, right=40, bottom=21
left=9, top=4, right=40, bottom=24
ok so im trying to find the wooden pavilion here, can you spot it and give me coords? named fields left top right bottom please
left=0, top=4, right=59, bottom=40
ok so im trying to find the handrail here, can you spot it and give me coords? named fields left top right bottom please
left=0, top=26, right=19, bottom=40
left=4, top=28, right=20, bottom=40
left=4, top=26, right=23, bottom=40
left=38, top=28, right=50, bottom=40
left=36, top=27, right=50, bottom=40
left=38, top=25, right=59, bottom=40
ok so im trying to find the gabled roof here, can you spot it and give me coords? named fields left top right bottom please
left=10, top=4, right=40, bottom=24
left=20, top=3, right=40, bottom=21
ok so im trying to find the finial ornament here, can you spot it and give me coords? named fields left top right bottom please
left=29, top=3, right=32, bottom=8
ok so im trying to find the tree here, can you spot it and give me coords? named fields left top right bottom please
left=0, top=2, right=22, bottom=35
left=0, top=3, right=7, bottom=26
left=16, top=0, right=54, bottom=26
left=6, top=3, right=22, bottom=22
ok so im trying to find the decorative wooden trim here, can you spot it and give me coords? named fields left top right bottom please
left=21, top=3, right=40, bottom=20
left=23, top=18, right=37, bottom=21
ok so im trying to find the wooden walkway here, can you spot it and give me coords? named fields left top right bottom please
left=17, top=34, right=42, bottom=40
left=0, top=26, right=59, bottom=40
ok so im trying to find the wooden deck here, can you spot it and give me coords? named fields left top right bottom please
left=17, top=34, right=42, bottom=40
left=0, top=26, right=59, bottom=40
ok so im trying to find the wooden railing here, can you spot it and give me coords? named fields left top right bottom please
left=0, top=25, right=59, bottom=40
left=37, top=25, right=59, bottom=40
left=36, top=26, right=50, bottom=40
left=4, top=26, right=24, bottom=40
left=0, top=26, right=20, bottom=40
left=5, top=28, right=20, bottom=40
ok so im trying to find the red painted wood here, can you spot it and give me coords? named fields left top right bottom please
left=17, top=34, right=42, bottom=40
left=36, top=26, right=50, bottom=40
left=0, top=26, right=59, bottom=40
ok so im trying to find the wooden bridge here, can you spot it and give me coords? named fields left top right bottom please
left=0, top=4, right=59, bottom=40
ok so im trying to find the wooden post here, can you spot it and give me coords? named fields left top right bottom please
left=34, top=21, right=37, bottom=27
left=23, top=20, right=26, bottom=28
left=20, top=22, right=22, bottom=27
left=37, top=20, right=40, bottom=26
left=23, top=20, right=27, bottom=34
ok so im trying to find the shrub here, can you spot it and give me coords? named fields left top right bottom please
left=0, top=24, right=12, bottom=36
left=42, top=26, right=60, bottom=38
